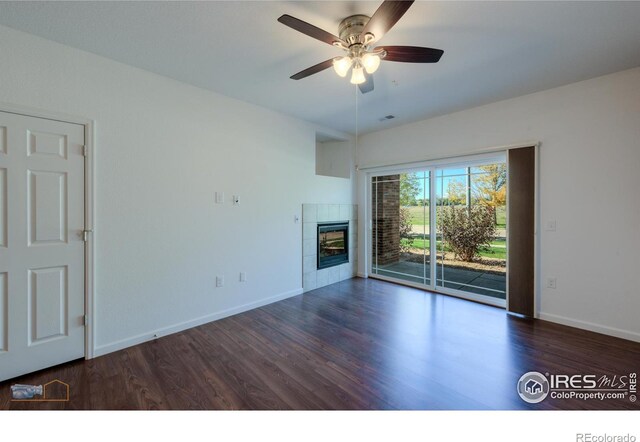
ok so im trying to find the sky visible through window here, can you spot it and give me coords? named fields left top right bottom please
left=401, top=165, right=505, bottom=203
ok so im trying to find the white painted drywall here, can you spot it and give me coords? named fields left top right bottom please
left=357, top=67, right=640, bottom=342
left=316, top=141, right=352, bottom=179
left=0, top=25, right=355, bottom=355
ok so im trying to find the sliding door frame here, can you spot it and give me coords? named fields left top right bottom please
left=364, top=144, right=539, bottom=309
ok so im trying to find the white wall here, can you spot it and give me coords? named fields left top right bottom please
left=316, top=141, right=352, bottom=179
left=0, top=25, right=355, bottom=355
left=357, top=67, right=640, bottom=342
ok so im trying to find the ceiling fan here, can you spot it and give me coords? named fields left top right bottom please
left=277, top=0, right=444, bottom=94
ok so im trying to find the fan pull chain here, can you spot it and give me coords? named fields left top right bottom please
left=355, top=83, right=359, bottom=171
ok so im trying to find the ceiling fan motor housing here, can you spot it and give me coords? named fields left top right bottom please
left=338, top=15, right=371, bottom=46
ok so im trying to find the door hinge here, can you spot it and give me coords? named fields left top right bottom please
left=82, top=229, right=93, bottom=242
left=82, top=315, right=87, bottom=326
left=82, top=145, right=88, bottom=157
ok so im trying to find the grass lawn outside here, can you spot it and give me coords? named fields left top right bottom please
left=402, top=237, right=506, bottom=260
left=405, top=205, right=507, bottom=229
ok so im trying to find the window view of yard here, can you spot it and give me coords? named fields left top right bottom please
left=401, top=205, right=506, bottom=259
left=372, top=161, right=507, bottom=300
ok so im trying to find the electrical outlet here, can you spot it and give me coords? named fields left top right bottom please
left=240, top=272, right=247, bottom=282
left=546, top=277, right=557, bottom=289
left=216, top=276, right=224, bottom=287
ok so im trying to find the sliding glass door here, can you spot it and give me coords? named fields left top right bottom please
left=370, top=156, right=507, bottom=305
left=371, top=171, right=430, bottom=285
left=435, top=165, right=507, bottom=299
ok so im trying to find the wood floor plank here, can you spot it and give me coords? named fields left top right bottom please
left=1, top=278, right=639, bottom=410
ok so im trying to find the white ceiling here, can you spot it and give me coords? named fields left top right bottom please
left=1, top=1, right=639, bottom=135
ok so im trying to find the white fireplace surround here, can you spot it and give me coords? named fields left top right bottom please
left=302, top=204, right=358, bottom=292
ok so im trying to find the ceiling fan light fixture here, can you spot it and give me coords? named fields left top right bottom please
left=279, top=2, right=444, bottom=94
left=350, top=64, right=366, bottom=85
left=332, top=56, right=352, bottom=77
left=362, top=53, right=381, bottom=74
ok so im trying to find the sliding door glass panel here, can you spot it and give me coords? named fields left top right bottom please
left=371, top=172, right=430, bottom=285
left=406, top=171, right=430, bottom=285
left=435, top=163, right=507, bottom=299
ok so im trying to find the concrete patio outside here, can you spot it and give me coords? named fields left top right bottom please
left=374, top=260, right=506, bottom=299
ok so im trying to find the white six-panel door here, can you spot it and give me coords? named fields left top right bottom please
left=0, top=111, right=85, bottom=382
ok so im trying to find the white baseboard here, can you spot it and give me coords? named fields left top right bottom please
left=93, top=288, right=303, bottom=357
left=539, top=312, right=640, bottom=343
left=357, top=272, right=368, bottom=278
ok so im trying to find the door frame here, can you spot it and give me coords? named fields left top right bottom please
left=1, top=102, right=96, bottom=359
left=363, top=144, right=539, bottom=310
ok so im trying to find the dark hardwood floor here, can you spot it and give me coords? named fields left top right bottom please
left=1, top=277, right=639, bottom=410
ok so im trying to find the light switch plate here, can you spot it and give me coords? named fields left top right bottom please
left=546, top=220, right=556, bottom=231
left=215, top=192, right=224, bottom=204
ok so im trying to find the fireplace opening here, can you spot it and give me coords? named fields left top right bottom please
left=317, top=222, right=349, bottom=270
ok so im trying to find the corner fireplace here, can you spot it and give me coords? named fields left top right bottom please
left=317, top=222, right=349, bottom=270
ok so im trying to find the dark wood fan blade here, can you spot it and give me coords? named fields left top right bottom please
left=361, top=1, right=414, bottom=42
left=358, top=75, right=374, bottom=94
left=278, top=14, right=345, bottom=46
left=290, top=59, right=334, bottom=80
left=378, top=46, right=444, bottom=63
